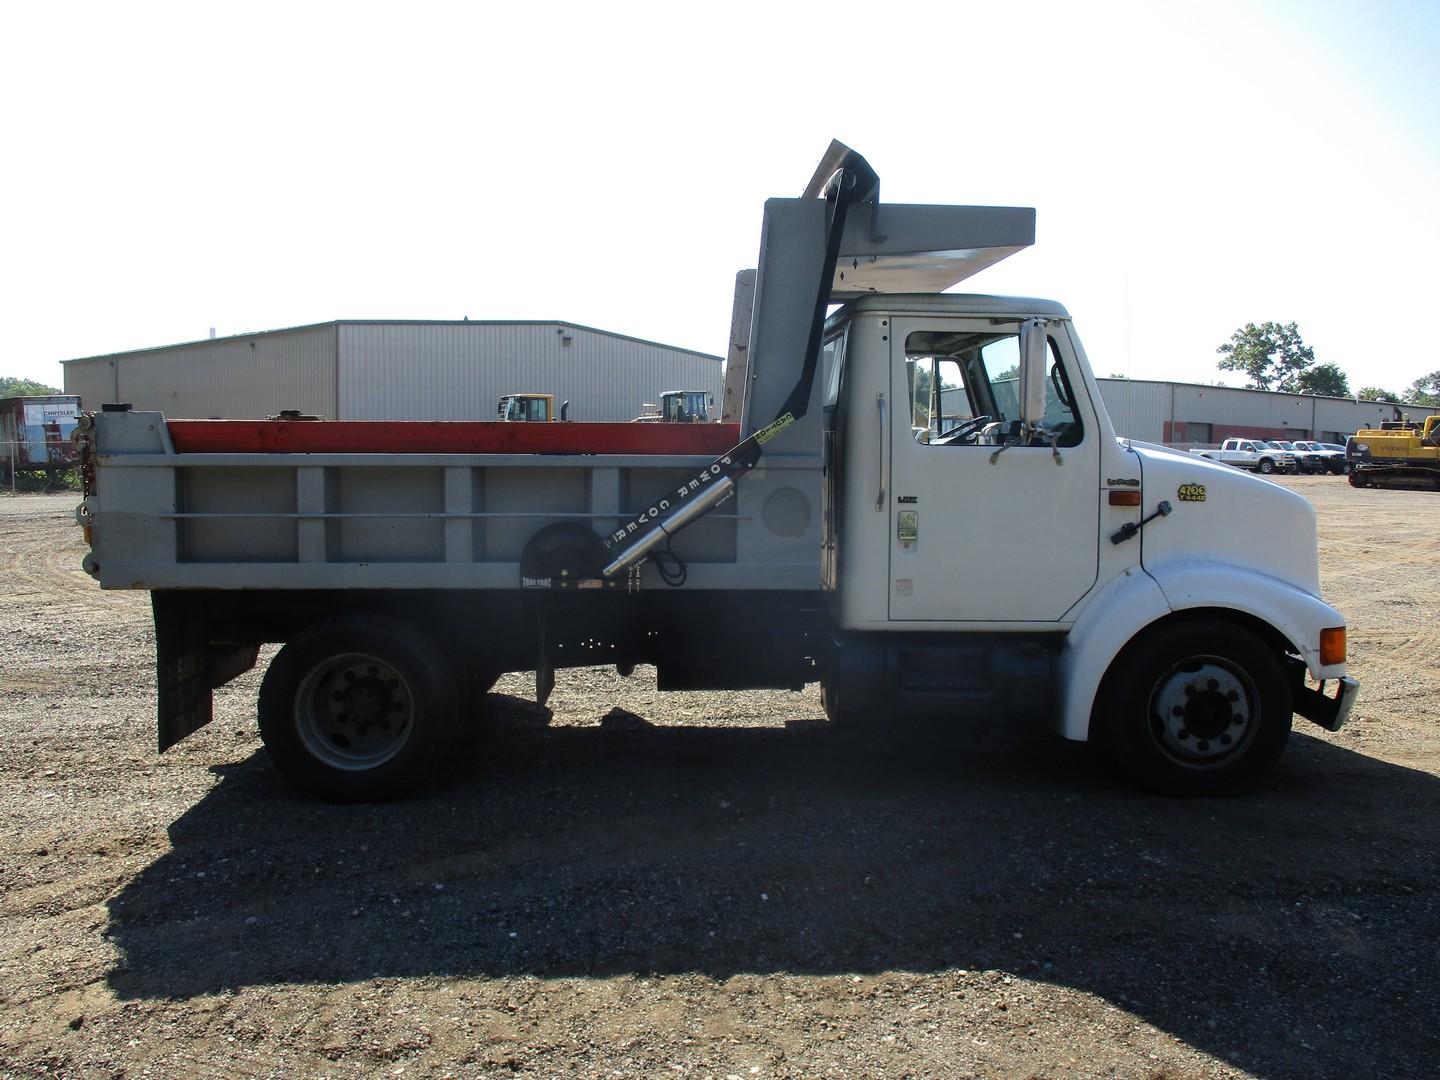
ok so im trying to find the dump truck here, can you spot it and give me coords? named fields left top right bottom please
left=73, top=141, right=1356, bottom=801
left=1347, top=415, right=1440, bottom=489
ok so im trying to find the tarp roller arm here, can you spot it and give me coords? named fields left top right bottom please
left=598, top=145, right=879, bottom=580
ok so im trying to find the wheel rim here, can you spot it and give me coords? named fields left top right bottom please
left=294, top=652, right=415, bottom=771
left=1147, top=655, right=1260, bottom=769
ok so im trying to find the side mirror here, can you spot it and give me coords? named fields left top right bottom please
left=1018, top=318, right=1049, bottom=437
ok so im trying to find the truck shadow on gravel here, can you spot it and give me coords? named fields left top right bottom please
left=105, top=708, right=1438, bottom=1078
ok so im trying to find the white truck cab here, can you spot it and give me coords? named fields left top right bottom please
left=811, top=290, right=1353, bottom=788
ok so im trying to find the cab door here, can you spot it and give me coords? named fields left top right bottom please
left=886, top=318, right=1100, bottom=623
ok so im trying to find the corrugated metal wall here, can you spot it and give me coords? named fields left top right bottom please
left=336, top=322, right=723, bottom=422
left=1091, top=379, right=1170, bottom=440
left=62, top=358, right=120, bottom=413
left=63, top=324, right=338, bottom=419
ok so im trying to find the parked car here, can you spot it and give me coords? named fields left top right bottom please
left=1188, top=437, right=1296, bottom=474
left=1265, top=440, right=1325, bottom=474
left=1290, top=439, right=1348, bottom=474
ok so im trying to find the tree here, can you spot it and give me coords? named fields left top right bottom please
left=0, top=376, right=62, bottom=397
left=1357, top=386, right=1401, bottom=402
left=1402, top=370, right=1440, bottom=407
left=1215, top=321, right=1315, bottom=392
left=1293, top=362, right=1349, bottom=397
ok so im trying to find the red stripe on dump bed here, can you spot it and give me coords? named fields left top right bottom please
left=166, top=420, right=743, bottom=456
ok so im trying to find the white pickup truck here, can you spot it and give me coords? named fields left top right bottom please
left=1189, top=438, right=1296, bottom=475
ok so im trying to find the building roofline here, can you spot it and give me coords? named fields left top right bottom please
left=1095, top=375, right=1435, bottom=411
left=61, top=319, right=723, bottom=365
left=0, top=394, right=81, bottom=406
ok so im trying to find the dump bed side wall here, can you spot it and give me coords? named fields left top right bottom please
left=85, top=411, right=822, bottom=593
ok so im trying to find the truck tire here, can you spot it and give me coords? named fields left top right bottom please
left=258, top=617, right=458, bottom=800
left=821, top=679, right=890, bottom=734
left=1257, top=458, right=1275, bottom=474
left=1093, top=618, right=1292, bottom=796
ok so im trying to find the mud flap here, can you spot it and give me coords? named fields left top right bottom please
left=153, top=591, right=260, bottom=752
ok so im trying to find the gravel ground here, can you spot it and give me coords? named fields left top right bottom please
left=1, top=476, right=1437, bottom=1079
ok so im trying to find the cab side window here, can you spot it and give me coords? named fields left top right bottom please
left=905, top=329, right=1082, bottom=447
left=980, top=336, right=1082, bottom=447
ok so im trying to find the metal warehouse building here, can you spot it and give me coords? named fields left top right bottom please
left=1095, top=377, right=1440, bottom=446
left=62, top=320, right=724, bottom=423
left=62, top=322, right=1433, bottom=443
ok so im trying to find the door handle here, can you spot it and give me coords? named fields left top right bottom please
left=876, top=391, right=887, bottom=512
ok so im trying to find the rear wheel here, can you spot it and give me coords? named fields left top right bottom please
left=259, top=617, right=458, bottom=800
left=1094, top=619, right=1292, bottom=795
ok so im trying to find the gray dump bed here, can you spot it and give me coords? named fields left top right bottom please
left=76, top=410, right=822, bottom=593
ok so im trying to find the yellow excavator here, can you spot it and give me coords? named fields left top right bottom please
left=1347, top=415, right=1440, bottom=489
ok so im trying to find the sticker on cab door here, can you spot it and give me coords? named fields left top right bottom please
left=1177, top=483, right=1207, bottom=502
left=897, top=511, right=919, bottom=543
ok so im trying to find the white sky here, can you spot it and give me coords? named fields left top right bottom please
left=4, top=0, right=1438, bottom=397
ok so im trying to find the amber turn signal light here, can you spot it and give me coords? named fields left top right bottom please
left=1108, top=490, right=1142, bottom=507
left=1319, top=626, right=1347, bottom=666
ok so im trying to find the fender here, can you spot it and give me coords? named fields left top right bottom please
left=1056, top=559, right=1348, bottom=742
left=1056, top=568, right=1169, bottom=741
left=1146, top=557, right=1348, bottom=680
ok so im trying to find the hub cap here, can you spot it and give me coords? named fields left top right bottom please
left=1148, top=657, right=1259, bottom=768
left=295, top=653, right=414, bottom=771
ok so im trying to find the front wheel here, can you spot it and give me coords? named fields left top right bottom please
left=821, top=679, right=891, bottom=735
left=1257, top=458, right=1275, bottom=474
left=1093, top=619, right=1292, bottom=795
left=259, top=617, right=458, bottom=800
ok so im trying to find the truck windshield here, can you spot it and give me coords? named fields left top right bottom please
left=501, top=397, right=550, bottom=421
left=662, top=392, right=710, bottom=422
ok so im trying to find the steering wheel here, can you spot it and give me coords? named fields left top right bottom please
left=934, top=415, right=993, bottom=445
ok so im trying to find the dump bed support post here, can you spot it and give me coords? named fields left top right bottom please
left=535, top=595, right=555, bottom=708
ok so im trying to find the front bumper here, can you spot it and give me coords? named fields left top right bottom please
left=1287, top=659, right=1360, bottom=732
